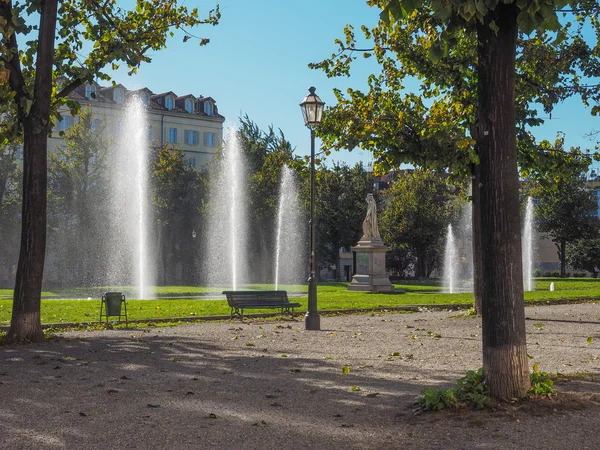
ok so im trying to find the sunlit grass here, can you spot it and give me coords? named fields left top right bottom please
left=1, top=278, right=599, bottom=326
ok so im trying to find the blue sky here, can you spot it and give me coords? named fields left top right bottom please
left=108, top=0, right=600, bottom=170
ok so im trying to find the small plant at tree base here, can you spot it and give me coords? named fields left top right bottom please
left=418, top=368, right=490, bottom=411
left=529, top=363, right=554, bottom=397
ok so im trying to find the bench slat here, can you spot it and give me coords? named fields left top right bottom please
left=222, top=290, right=298, bottom=319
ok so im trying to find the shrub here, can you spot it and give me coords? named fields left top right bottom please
left=529, top=363, right=554, bottom=396
left=419, top=366, right=555, bottom=411
left=418, top=368, right=490, bottom=411
left=533, top=268, right=542, bottom=277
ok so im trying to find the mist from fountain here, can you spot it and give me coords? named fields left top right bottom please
left=274, top=166, right=304, bottom=290
left=442, top=203, right=473, bottom=293
left=443, top=224, right=457, bottom=293
left=205, top=127, right=248, bottom=290
left=106, top=96, right=153, bottom=299
left=523, top=196, right=535, bottom=291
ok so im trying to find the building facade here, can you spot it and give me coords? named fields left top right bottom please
left=48, top=82, right=225, bottom=169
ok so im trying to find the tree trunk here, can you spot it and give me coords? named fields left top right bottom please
left=472, top=164, right=483, bottom=313
left=560, top=240, right=566, bottom=277
left=476, top=3, right=530, bottom=399
left=8, top=0, right=59, bottom=342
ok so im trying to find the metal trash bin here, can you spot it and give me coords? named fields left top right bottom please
left=100, top=291, right=128, bottom=325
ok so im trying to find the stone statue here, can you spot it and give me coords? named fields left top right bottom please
left=362, top=193, right=381, bottom=240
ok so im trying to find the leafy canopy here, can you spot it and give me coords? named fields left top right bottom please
left=0, top=0, right=220, bottom=143
left=311, top=0, right=600, bottom=175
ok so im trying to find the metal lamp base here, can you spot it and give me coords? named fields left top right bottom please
left=305, top=312, right=320, bottom=330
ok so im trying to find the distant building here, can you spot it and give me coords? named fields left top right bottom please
left=48, top=81, right=225, bottom=169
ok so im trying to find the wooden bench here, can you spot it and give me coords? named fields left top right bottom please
left=222, top=290, right=301, bottom=319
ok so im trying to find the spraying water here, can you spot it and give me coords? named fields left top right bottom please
left=443, top=224, right=457, bottom=293
left=107, top=96, right=152, bottom=299
left=522, top=196, right=535, bottom=291
left=274, top=166, right=304, bottom=289
left=206, top=127, right=248, bottom=289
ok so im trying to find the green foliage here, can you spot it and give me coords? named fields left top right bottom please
left=1, top=1, right=220, bottom=133
left=529, top=365, right=554, bottom=396
left=566, top=236, right=600, bottom=278
left=311, top=1, right=600, bottom=175
left=526, top=167, right=599, bottom=275
left=46, top=107, right=110, bottom=285
left=315, top=162, right=374, bottom=269
left=379, top=169, right=465, bottom=278
left=152, top=146, right=206, bottom=284
left=419, top=386, right=458, bottom=410
left=0, top=141, right=21, bottom=279
left=419, top=368, right=490, bottom=410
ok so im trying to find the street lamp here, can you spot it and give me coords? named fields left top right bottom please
left=300, top=86, right=325, bottom=331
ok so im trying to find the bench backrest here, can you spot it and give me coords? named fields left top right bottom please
left=222, top=290, right=289, bottom=307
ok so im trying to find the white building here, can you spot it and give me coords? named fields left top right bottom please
left=48, top=82, right=225, bottom=168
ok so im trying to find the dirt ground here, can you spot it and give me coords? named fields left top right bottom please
left=1, top=302, right=600, bottom=449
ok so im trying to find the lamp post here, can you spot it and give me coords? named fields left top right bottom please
left=300, top=86, right=325, bottom=331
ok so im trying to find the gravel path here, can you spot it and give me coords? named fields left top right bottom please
left=2, top=302, right=600, bottom=449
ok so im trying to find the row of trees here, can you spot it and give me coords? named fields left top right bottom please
left=1, top=110, right=470, bottom=288
left=5, top=110, right=600, bottom=291
left=310, top=0, right=600, bottom=399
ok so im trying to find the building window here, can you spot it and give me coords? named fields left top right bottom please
left=165, top=96, right=174, bottom=110
left=92, top=119, right=102, bottom=131
left=185, top=98, right=194, bottom=113
left=186, top=157, right=197, bottom=168
left=168, top=127, right=177, bottom=143
left=85, top=84, right=96, bottom=100
left=114, top=88, right=124, bottom=104
left=141, top=92, right=150, bottom=105
left=204, top=132, right=216, bottom=147
left=185, top=130, right=199, bottom=145
left=147, top=125, right=153, bottom=140
left=203, top=102, right=213, bottom=116
left=59, top=115, right=74, bottom=131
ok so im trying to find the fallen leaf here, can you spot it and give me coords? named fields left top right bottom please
left=147, top=404, right=160, bottom=408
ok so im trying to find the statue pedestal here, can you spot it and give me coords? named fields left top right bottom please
left=348, top=238, right=394, bottom=293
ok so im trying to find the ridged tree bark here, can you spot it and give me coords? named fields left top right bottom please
left=8, top=0, right=59, bottom=342
left=472, top=163, right=483, bottom=314
left=476, top=2, right=530, bottom=399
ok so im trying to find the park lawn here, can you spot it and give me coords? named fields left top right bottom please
left=1, top=278, right=599, bottom=326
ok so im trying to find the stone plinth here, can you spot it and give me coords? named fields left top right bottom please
left=348, top=238, right=394, bottom=293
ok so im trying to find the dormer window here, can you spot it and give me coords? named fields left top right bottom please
left=165, top=96, right=174, bottom=110
left=85, top=84, right=96, bottom=100
left=203, top=101, right=213, bottom=116
left=141, top=92, right=150, bottom=105
left=113, top=88, right=124, bottom=104
left=185, top=98, right=194, bottom=113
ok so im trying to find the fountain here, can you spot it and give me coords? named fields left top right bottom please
left=274, top=166, right=304, bottom=289
left=205, top=127, right=249, bottom=289
left=443, top=197, right=535, bottom=293
left=443, top=224, right=457, bottom=293
left=442, top=203, right=473, bottom=293
left=522, top=196, right=535, bottom=291
left=106, top=96, right=153, bottom=299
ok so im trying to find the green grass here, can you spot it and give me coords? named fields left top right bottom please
left=1, top=278, right=599, bottom=326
